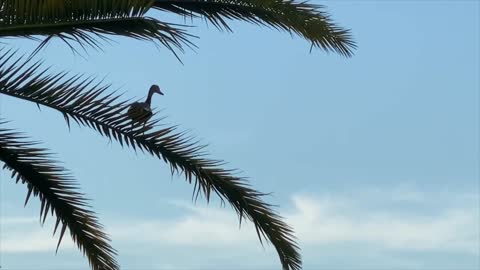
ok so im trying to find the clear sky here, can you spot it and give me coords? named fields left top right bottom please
left=0, top=1, right=479, bottom=269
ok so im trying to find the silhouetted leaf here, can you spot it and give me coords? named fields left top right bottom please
left=0, top=121, right=118, bottom=270
left=0, top=0, right=195, bottom=59
left=0, top=0, right=355, bottom=58
left=154, top=0, right=356, bottom=56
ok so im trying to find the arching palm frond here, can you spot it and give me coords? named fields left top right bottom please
left=0, top=0, right=355, bottom=57
left=0, top=52, right=301, bottom=269
left=0, top=121, right=118, bottom=270
left=153, top=0, right=356, bottom=56
left=0, top=0, right=195, bottom=57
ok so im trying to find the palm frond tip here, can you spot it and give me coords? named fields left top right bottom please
left=0, top=50, right=302, bottom=270
left=153, top=0, right=356, bottom=56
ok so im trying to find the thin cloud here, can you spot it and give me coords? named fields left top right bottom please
left=0, top=216, right=37, bottom=225
left=0, top=229, right=75, bottom=253
left=288, top=194, right=478, bottom=253
left=2, top=187, right=478, bottom=260
left=107, top=188, right=479, bottom=255
left=1, top=216, right=75, bottom=253
left=109, top=201, right=257, bottom=247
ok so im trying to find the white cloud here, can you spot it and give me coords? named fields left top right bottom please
left=0, top=216, right=75, bottom=253
left=1, top=230, right=72, bottom=253
left=107, top=188, right=479, bottom=256
left=288, top=194, right=478, bottom=253
left=0, top=216, right=37, bottom=225
left=1, top=186, right=478, bottom=269
left=109, top=201, right=258, bottom=247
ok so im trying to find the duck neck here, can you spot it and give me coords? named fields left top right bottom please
left=145, top=89, right=155, bottom=106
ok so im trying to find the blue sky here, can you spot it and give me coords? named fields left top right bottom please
left=0, top=1, right=479, bottom=269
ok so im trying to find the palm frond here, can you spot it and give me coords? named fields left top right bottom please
left=153, top=0, right=356, bottom=56
left=1, top=0, right=354, bottom=57
left=0, top=51, right=301, bottom=269
left=0, top=120, right=118, bottom=270
left=0, top=0, right=195, bottom=58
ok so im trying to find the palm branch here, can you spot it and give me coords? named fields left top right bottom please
left=0, top=0, right=355, bottom=57
left=0, top=121, right=118, bottom=270
left=0, top=49, right=301, bottom=269
left=153, top=0, right=356, bottom=56
left=0, top=0, right=196, bottom=59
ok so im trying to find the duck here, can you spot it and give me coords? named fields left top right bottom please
left=127, top=84, right=163, bottom=128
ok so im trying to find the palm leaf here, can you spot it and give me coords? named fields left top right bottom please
left=153, top=0, right=356, bottom=56
left=0, top=50, right=301, bottom=269
left=0, top=0, right=355, bottom=57
left=0, top=120, right=118, bottom=270
left=0, top=0, right=195, bottom=58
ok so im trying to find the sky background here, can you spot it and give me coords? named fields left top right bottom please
left=0, top=1, right=479, bottom=269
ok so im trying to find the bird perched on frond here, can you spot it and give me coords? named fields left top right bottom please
left=127, top=84, right=163, bottom=129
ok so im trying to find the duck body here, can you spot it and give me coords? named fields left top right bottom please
left=127, top=101, right=153, bottom=123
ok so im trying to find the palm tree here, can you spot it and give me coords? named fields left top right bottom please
left=0, top=1, right=356, bottom=270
